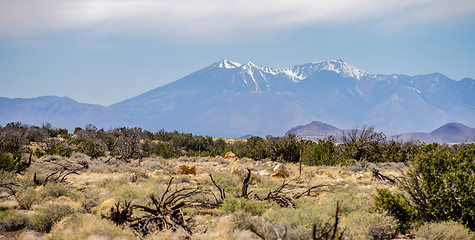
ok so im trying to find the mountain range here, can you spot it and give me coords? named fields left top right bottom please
left=287, top=121, right=475, bottom=143
left=0, top=96, right=127, bottom=130
left=1, top=59, right=474, bottom=139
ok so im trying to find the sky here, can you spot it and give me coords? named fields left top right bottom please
left=1, top=0, right=475, bottom=106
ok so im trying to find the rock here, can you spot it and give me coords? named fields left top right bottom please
left=224, top=152, right=237, bottom=161
left=230, top=167, right=247, bottom=176
left=97, top=198, right=116, bottom=218
left=257, top=170, right=271, bottom=176
left=272, top=163, right=290, bottom=178
left=355, top=173, right=364, bottom=180
left=178, top=164, right=196, bottom=175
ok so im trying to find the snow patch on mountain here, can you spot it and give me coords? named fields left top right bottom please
left=217, top=59, right=242, bottom=69
left=316, top=60, right=368, bottom=80
left=218, top=59, right=369, bottom=82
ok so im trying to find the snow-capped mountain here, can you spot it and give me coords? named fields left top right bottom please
left=109, top=59, right=475, bottom=137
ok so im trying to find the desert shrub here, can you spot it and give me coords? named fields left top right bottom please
left=114, top=127, right=143, bottom=160
left=302, top=137, right=339, bottom=166
left=330, top=184, right=375, bottom=215
left=221, top=197, right=272, bottom=216
left=76, top=140, right=106, bottom=158
left=30, top=202, right=74, bottom=232
left=232, top=201, right=347, bottom=240
left=266, top=134, right=300, bottom=162
left=0, top=170, right=19, bottom=195
left=41, top=182, right=80, bottom=200
left=48, top=213, right=135, bottom=240
left=375, top=143, right=475, bottom=231
left=345, top=211, right=398, bottom=240
left=130, top=169, right=150, bottom=183
left=15, top=187, right=41, bottom=210
left=231, top=211, right=310, bottom=240
left=96, top=174, right=131, bottom=188
left=382, top=140, right=419, bottom=162
left=0, top=152, right=30, bottom=173
left=26, top=126, right=48, bottom=142
left=101, top=180, right=149, bottom=207
left=229, top=134, right=300, bottom=162
left=34, top=147, right=45, bottom=158
left=232, top=136, right=268, bottom=160
left=266, top=200, right=331, bottom=228
left=341, top=126, right=386, bottom=162
left=40, top=136, right=74, bottom=157
left=208, top=173, right=242, bottom=196
left=0, top=122, right=28, bottom=153
left=374, top=188, right=415, bottom=232
left=79, top=188, right=100, bottom=213
left=413, top=221, right=475, bottom=240
left=153, top=141, right=180, bottom=158
left=0, top=210, right=29, bottom=231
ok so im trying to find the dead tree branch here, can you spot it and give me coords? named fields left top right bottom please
left=34, top=168, right=80, bottom=186
left=313, top=201, right=346, bottom=240
left=294, top=184, right=328, bottom=199
left=371, top=169, right=396, bottom=184
left=209, top=174, right=225, bottom=203
left=264, top=179, right=296, bottom=208
left=113, top=177, right=217, bottom=237
left=241, top=168, right=251, bottom=198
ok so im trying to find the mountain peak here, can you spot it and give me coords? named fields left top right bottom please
left=286, top=121, right=344, bottom=141
left=243, top=61, right=258, bottom=68
left=216, top=59, right=242, bottom=69
left=313, top=60, right=368, bottom=79
left=281, top=60, right=368, bottom=81
left=430, top=123, right=474, bottom=136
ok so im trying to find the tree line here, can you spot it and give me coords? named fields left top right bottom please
left=0, top=122, right=468, bottom=166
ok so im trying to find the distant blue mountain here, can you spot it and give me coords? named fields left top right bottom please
left=393, top=123, right=475, bottom=143
left=287, top=121, right=475, bottom=144
left=2, top=60, right=474, bottom=137
left=109, top=59, right=475, bottom=137
left=0, top=96, right=127, bottom=131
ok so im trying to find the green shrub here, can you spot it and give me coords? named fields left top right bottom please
left=341, top=126, right=386, bottom=163
left=0, top=153, right=30, bottom=173
left=413, top=221, right=475, bottom=240
left=76, top=140, right=106, bottom=158
left=42, top=138, right=72, bottom=157
left=382, top=140, right=419, bottom=162
left=0, top=210, right=29, bottom=231
left=221, top=197, right=272, bottom=216
left=374, top=188, right=415, bottom=232
left=302, top=137, right=339, bottom=166
left=30, top=202, right=74, bottom=232
left=375, top=143, right=475, bottom=231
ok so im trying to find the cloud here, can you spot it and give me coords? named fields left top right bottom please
left=1, top=0, right=474, bottom=40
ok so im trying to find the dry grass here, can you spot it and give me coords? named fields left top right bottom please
left=0, top=154, right=416, bottom=239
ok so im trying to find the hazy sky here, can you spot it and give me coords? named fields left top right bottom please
left=1, top=0, right=475, bottom=105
